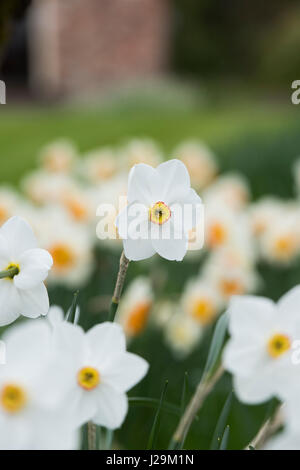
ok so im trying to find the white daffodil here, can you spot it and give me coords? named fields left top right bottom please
left=248, top=196, right=284, bottom=238
left=173, top=140, right=218, bottom=190
left=120, top=138, right=163, bottom=169
left=181, top=278, right=222, bottom=327
left=223, top=286, right=300, bottom=405
left=0, top=321, right=77, bottom=450
left=203, top=173, right=250, bottom=212
left=117, top=277, right=153, bottom=338
left=37, top=207, right=93, bottom=288
left=116, top=159, right=203, bottom=261
left=165, top=310, right=202, bottom=358
left=39, top=139, right=77, bottom=174
left=0, top=216, right=53, bottom=326
left=51, top=321, right=149, bottom=429
left=0, top=187, right=20, bottom=226
left=81, top=147, right=118, bottom=183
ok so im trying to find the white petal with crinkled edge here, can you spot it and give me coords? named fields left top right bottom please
left=93, top=384, right=128, bottom=429
left=116, top=203, right=149, bottom=240
left=156, top=159, right=191, bottom=205
left=101, top=352, right=149, bottom=393
left=233, top=371, right=275, bottom=405
left=0, top=216, right=37, bottom=259
left=17, top=282, right=49, bottom=318
left=123, top=237, right=156, bottom=261
left=14, top=248, right=53, bottom=289
left=0, top=280, right=20, bottom=326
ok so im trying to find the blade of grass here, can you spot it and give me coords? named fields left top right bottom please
left=202, top=311, right=228, bottom=380
left=210, top=391, right=233, bottom=450
left=129, top=397, right=181, bottom=416
left=66, top=290, right=79, bottom=323
left=147, top=381, right=168, bottom=450
left=219, top=425, right=230, bottom=450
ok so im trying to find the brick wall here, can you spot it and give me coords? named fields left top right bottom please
left=29, top=0, right=171, bottom=97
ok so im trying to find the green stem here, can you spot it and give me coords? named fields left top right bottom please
left=108, top=251, right=130, bottom=322
left=0, top=267, right=19, bottom=279
left=87, top=421, right=97, bottom=450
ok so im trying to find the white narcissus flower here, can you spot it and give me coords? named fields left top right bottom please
left=116, top=159, right=203, bottom=262
left=0, top=321, right=77, bottom=450
left=164, top=311, right=202, bottom=358
left=181, top=279, right=222, bottom=327
left=173, top=140, right=218, bottom=190
left=39, top=139, right=77, bottom=174
left=0, top=187, right=20, bottom=226
left=203, top=173, right=250, bottom=212
left=0, top=216, right=53, bottom=326
left=223, top=286, right=300, bottom=405
left=117, top=277, right=153, bottom=338
left=51, top=321, right=149, bottom=429
left=120, top=138, right=163, bottom=170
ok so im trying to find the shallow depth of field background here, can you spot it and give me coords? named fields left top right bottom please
left=1, top=0, right=300, bottom=450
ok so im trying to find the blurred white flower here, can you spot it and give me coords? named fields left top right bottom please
left=260, top=208, right=300, bottom=265
left=223, top=286, right=300, bottom=404
left=117, top=277, right=153, bottom=338
left=120, top=138, right=163, bottom=169
left=204, top=203, right=236, bottom=250
left=39, top=139, right=77, bottom=174
left=0, top=187, right=20, bottom=226
left=203, top=173, right=250, bottom=212
left=0, top=216, right=52, bottom=326
left=37, top=207, right=94, bottom=288
left=81, top=147, right=118, bottom=183
left=0, top=321, right=77, bottom=450
left=21, top=170, right=73, bottom=206
left=181, top=278, right=221, bottom=326
left=165, top=311, right=202, bottom=358
left=116, top=159, right=203, bottom=261
left=248, top=197, right=284, bottom=238
left=51, top=321, right=149, bottom=429
left=173, top=140, right=218, bottom=190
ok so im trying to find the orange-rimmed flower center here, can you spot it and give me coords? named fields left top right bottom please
left=77, top=366, right=100, bottom=390
left=190, top=298, right=216, bottom=325
left=125, top=301, right=152, bottom=336
left=208, top=222, right=227, bottom=247
left=50, top=243, right=75, bottom=271
left=149, top=201, right=171, bottom=225
left=267, top=333, right=291, bottom=359
left=0, top=383, right=27, bottom=413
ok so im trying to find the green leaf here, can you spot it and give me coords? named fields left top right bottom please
left=66, top=291, right=79, bottom=324
left=219, top=425, right=230, bottom=450
left=180, top=372, right=189, bottom=416
left=147, top=381, right=168, bottom=450
left=202, top=311, right=228, bottom=380
left=210, top=391, right=233, bottom=450
left=129, top=396, right=181, bottom=416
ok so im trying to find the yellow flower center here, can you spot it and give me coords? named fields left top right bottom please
left=125, top=301, right=151, bottom=336
left=149, top=201, right=171, bottom=225
left=190, top=298, right=216, bottom=325
left=64, top=197, right=89, bottom=222
left=50, top=243, right=75, bottom=271
left=3, top=263, right=20, bottom=280
left=274, top=236, right=297, bottom=260
left=267, top=333, right=291, bottom=359
left=77, top=367, right=100, bottom=390
left=0, top=384, right=27, bottom=413
left=208, top=222, right=227, bottom=247
left=0, top=206, right=8, bottom=225
left=219, top=278, right=244, bottom=297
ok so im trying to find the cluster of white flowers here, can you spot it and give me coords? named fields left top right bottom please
left=0, top=216, right=148, bottom=449
left=2, top=138, right=300, bottom=360
left=223, top=286, right=300, bottom=450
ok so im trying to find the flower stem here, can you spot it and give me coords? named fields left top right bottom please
left=170, top=365, right=224, bottom=449
left=108, top=251, right=130, bottom=322
left=0, top=267, right=19, bottom=279
left=245, top=405, right=283, bottom=450
left=87, top=421, right=97, bottom=450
